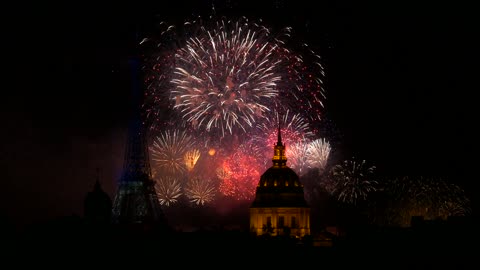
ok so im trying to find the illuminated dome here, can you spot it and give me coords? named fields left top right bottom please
left=251, top=127, right=308, bottom=207
left=257, top=166, right=303, bottom=189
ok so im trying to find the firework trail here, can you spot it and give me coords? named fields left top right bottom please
left=330, top=159, right=377, bottom=205
left=154, top=176, right=183, bottom=206
left=171, top=22, right=278, bottom=136
left=184, top=177, right=216, bottom=206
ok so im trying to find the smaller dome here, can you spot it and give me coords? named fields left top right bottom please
left=84, top=180, right=112, bottom=222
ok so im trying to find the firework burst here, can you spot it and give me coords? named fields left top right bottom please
left=171, top=22, right=278, bottom=136
left=144, top=17, right=325, bottom=138
left=150, top=129, right=196, bottom=176
left=218, top=141, right=262, bottom=200
left=306, top=138, right=331, bottom=174
left=184, top=177, right=216, bottom=206
left=330, top=159, right=377, bottom=205
left=154, top=176, right=183, bottom=206
left=287, top=141, right=310, bottom=176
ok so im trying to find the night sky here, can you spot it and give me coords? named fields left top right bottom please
left=2, top=0, right=476, bottom=227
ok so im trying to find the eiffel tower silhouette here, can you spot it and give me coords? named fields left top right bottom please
left=111, top=49, right=167, bottom=228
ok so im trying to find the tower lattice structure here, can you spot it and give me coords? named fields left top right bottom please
left=111, top=56, right=166, bottom=226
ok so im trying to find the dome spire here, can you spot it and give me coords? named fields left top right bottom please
left=272, top=121, right=287, bottom=167
left=277, top=123, right=283, bottom=146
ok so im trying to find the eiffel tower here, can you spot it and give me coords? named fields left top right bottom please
left=111, top=55, right=167, bottom=228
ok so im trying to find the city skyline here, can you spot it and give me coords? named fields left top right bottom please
left=2, top=0, right=476, bottom=228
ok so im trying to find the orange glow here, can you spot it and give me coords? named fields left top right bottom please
left=184, top=149, right=201, bottom=171
left=208, top=148, right=216, bottom=156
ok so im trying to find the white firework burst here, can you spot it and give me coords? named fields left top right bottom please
left=184, top=177, right=216, bottom=206
left=330, top=159, right=377, bottom=205
left=150, top=129, right=196, bottom=176
left=154, top=176, right=183, bottom=206
left=306, top=138, right=331, bottom=174
left=287, top=140, right=310, bottom=176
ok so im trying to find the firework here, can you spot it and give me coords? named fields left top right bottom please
left=218, top=142, right=262, bottom=200
left=330, top=159, right=377, bottom=205
left=440, top=182, right=471, bottom=217
left=218, top=158, right=260, bottom=201
left=306, top=138, right=331, bottom=174
left=237, top=138, right=264, bottom=157
left=150, top=129, right=196, bottom=176
left=384, top=176, right=471, bottom=226
left=287, top=141, right=310, bottom=176
left=184, top=177, right=216, bottom=205
left=184, top=149, right=201, bottom=172
left=255, top=109, right=315, bottom=149
left=317, top=174, right=336, bottom=194
left=144, top=17, right=325, bottom=138
left=154, top=176, right=183, bottom=206
left=216, top=167, right=230, bottom=180
left=140, top=15, right=328, bottom=209
left=250, top=109, right=316, bottom=171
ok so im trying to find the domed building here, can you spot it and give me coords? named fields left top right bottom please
left=84, top=173, right=112, bottom=224
left=250, top=127, right=310, bottom=237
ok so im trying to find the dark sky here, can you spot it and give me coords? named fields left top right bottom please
left=2, top=0, right=477, bottom=227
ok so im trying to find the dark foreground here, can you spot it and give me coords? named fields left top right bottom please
left=3, top=218, right=478, bottom=269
